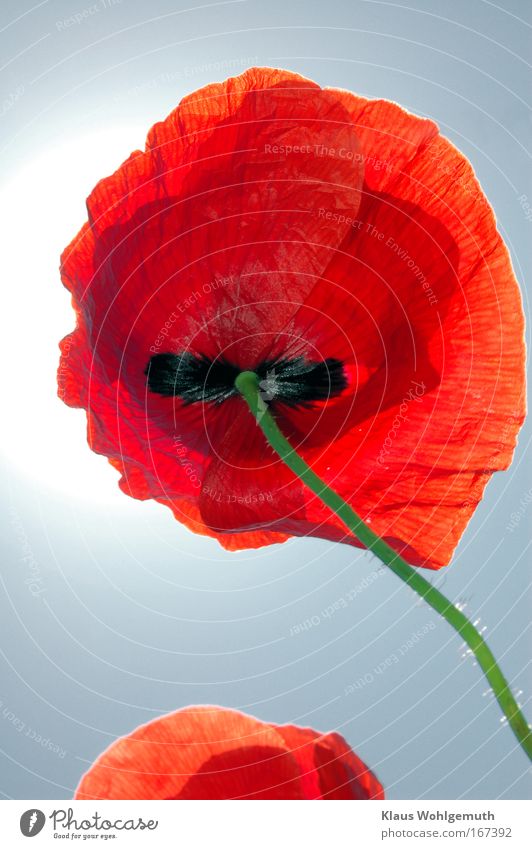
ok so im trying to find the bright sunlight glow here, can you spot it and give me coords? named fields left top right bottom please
left=0, top=127, right=147, bottom=503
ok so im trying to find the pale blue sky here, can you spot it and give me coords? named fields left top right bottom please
left=0, top=0, right=530, bottom=800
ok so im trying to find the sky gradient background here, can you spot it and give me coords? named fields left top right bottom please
left=0, top=0, right=530, bottom=800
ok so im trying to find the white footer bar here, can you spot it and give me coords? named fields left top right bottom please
left=0, top=799, right=529, bottom=848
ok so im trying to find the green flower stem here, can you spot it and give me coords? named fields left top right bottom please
left=234, top=370, right=531, bottom=759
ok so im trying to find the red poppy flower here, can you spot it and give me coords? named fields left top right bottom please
left=58, top=67, right=525, bottom=569
left=74, top=706, right=383, bottom=800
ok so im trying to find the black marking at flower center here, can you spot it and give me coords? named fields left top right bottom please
left=145, top=353, right=347, bottom=407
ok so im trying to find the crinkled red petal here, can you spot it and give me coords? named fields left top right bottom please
left=74, top=706, right=383, bottom=800
left=59, top=67, right=525, bottom=568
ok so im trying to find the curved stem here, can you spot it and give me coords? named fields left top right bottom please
left=235, top=370, right=531, bottom=759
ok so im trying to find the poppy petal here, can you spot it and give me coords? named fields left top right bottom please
left=74, top=706, right=383, bottom=800
left=59, top=67, right=525, bottom=568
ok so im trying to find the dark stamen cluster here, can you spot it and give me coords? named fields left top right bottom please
left=145, top=352, right=347, bottom=407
